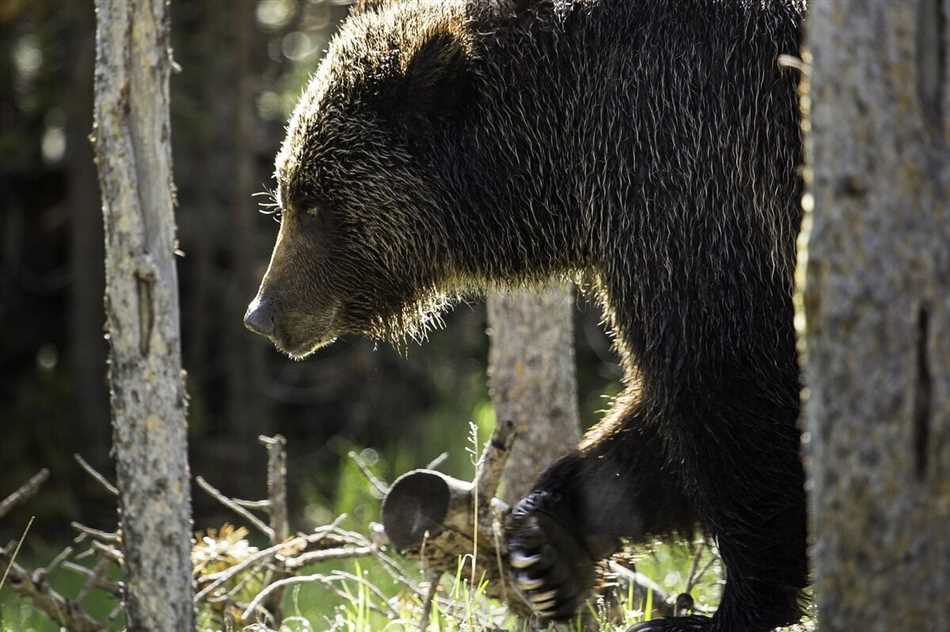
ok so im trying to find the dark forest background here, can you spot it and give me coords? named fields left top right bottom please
left=0, top=0, right=621, bottom=546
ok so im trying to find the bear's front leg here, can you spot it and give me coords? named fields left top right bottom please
left=506, top=486, right=607, bottom=620
left=506, top=416, right=696, bottom=620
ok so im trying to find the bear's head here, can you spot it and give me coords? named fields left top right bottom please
left=244, top=2, right=475, bottom=359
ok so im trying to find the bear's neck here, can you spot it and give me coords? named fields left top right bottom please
left=424, top=5, right=597, bottom=291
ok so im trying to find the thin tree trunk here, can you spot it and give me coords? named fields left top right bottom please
left=92, top=1, right=194, bottom=630
left=800, top=1, right=950, bottom=629
left=487, top=283, right=581, bottom=505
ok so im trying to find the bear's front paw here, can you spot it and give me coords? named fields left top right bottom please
left=506, top=492, right=595, bottom=620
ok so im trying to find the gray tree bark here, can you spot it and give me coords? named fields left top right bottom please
left=92, top=1, right=194, bottom=630
left=800, top=1, right=950, bottom=630
left=487, top=283, right=582, bottom=505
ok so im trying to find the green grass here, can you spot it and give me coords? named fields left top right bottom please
left=2, top=426, right=814, bottom=632
left=2, top=537, right=814, bottom=632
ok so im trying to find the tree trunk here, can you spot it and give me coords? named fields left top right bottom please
left=487, top=283, right=581, bottom=505
left=800, top=2, right=950, bottom=630
left=92, top=1, right=194, bottom=630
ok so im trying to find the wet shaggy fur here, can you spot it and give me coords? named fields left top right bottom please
left=247, top=1, right=808, bottom=630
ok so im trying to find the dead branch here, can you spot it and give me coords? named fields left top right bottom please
left=417, top=570, right=442, bottom=632
left=260, top=434, right=290, bottom=623
left=196, top=475, right=274, bottom=540
left=282, top=545, right=374, bottom=570
left=0, top=548, right=108, bottom=632
left=74, top=454, right=118, bottom=496
left=260, top=435, right=289, bottom=542
left=63, top=559, right=122, bottom=598
left=71, top=522, right=120, bottom=544
left=195, top=519, right=345, bottom=602
left=0, top=469, right=50, bottom=520
left=348, top=449, right=389, bottom=497
left=426, top=452, right=449, bottom=470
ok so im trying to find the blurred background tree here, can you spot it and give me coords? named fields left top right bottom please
left=0, top=0, right=623, bottom=546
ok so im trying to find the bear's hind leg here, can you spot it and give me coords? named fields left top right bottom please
left=636, top=392, right=808, bottom=632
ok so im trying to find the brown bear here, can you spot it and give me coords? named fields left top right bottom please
left=244, top=1, right=808, bottom=630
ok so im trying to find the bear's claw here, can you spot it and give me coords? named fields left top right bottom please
left=506, top=493, right=596, bottom=620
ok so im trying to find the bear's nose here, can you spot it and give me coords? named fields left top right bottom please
left=244, top=298, right=276, bottom=338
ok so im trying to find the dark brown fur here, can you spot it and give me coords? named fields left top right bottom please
left=246, top=2, right=808, bottom=630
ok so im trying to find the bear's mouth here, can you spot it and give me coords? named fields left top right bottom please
left=270, top=304, right=341, bottom=360
left=280, top=334, right=339, bottom=360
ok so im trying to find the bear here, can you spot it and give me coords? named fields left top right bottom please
left=244, top=1, right=808, bottom=630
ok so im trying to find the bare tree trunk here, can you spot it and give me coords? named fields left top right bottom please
left=487, top=283, right=581, bottom=505
left=92, top=1, right=194, bottom=630
left=800, top=2, right=950, bottom=630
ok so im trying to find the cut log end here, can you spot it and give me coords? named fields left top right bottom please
left=381, top=470, right=451, bottom=550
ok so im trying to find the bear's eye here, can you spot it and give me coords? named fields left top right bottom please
left=294, top=193, right=324, bottom=218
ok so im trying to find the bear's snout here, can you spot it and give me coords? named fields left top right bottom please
left=244, top=297, right=276, bottom=339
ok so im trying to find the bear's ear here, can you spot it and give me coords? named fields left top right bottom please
left=402, top=28, right=471, bottom=121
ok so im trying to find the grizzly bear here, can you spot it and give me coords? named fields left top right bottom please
left=244, top=1, right=808, bottom=630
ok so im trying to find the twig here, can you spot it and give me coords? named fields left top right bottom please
left=282, top=545, right=375, bottom=570
left=74, top=454, right=118, bottom=496
left=0, top=516, right=34, bottom=591
left=45, top=545, right=74, bottom=574
left=330, top=569, right=402, bottom=618
left=0, top=542, right=107, bottom=632
left=63, top=560, right=121, bottom=598
left=688, top=554, right=718, bottom=593
left=233, top=498, right=272, bottom=510
left=348, top=449, right=389, bottom=497
left=71, top=522, right=120, bottom=544
left=90, top=540, right=124, bottom=564
left=242, top=574, right=344, bottom=621
left=417, top=570, right=441, bottom=632
left=196, top=475, right=274, bottom=540
left=0, top=470, right=50, bottom=519
left=426, top=452, right=449, bottom=470
left=30, top=544, right=74, bottom=587
left=684, top=539, right=707, bottom=594
left=195, top=518, right=345, bottom=603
